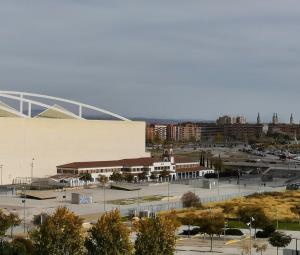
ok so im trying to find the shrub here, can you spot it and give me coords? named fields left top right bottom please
left=256, top=224, right=276, bottom=238
left=225, top=228, right=243, bottom=236
left=256, top=231, right=269, bottom=238
left=180, top=227, right=201, bottom=236
left=246, top=191, right=282, bottom=199
left=181, top=192, right=201, bottom=208
left=263, top=224, right=276, bottom=236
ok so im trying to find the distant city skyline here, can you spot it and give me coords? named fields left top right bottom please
left=1, top=1, right=300, bottom=122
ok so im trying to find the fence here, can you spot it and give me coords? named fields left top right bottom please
left=120, top=189, right=269, bottom=217
left=0, top=187, right=16, bottom=196
left=283, top=249, right=299, bottom=255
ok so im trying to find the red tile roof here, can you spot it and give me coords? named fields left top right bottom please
left=57, top=156, right=200, bottom=170
left=57, top=157, right=159, bottom=169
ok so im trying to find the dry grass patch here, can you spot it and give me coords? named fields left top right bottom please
left=167, top=190, right=300, bottom=223
left=217, top=191, right=300, bottom=221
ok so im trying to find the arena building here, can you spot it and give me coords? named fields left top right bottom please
left=0, top=91, right=149, bottom=185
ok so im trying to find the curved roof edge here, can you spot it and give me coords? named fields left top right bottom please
left=0, top=91, right=130, bottom=121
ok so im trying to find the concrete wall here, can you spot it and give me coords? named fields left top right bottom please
left=0, top=118, right=149, bottom=184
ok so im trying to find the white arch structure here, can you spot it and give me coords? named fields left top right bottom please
left=0, top=91, right=130, bottom=121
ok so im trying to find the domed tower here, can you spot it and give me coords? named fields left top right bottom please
left=257, top=112, right=261, bottom=124
left=162, top=148, right=174, bottom=163
left=290, top=113, right=294, bottom=125
left=272, top=113, right=276, bottom=124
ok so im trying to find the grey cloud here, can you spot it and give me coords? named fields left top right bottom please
left=0, top=0, right=300, bottom=122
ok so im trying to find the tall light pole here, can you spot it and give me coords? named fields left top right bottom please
left=247, top=217, right=255, bottom=255
left=103, top=183, right=106, bottom=212
left=21, top=186, right=26, bottom=234
left=292, top=238, right=299, bottom=255
left=274, top=208, right=279, bottom=230
left=137, top=189, right=140, bottom=214
left=0, top=164, right=3, bottom=185
left=224, top=220, right=228, bottom=237
left=63, top=185, right=67, bottom=206
left=237, top=168, right=241, bottom=197
left=167, top=177, right=170, bottom=210
left=217, top=170, right=220, bottom=200
left=31, top=158, right=35, bottom=181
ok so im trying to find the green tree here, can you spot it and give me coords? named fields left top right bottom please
left=0, top=210, right=11, bottom=238
left=181, top=192, right=201, bottom=208
left=0, top=241, right=20, bottom=255
left=98, top=174, right=108, bottom=185
left=32, top=212, right=49, bottom=227
left=150, top=173, right=157, bottom=181
left=80, top=173, right=93, bottom=183
left=268, top=231, right=292, bottom=255
left=134, top=215, right=179, bottom=255
left=291, top=205, right=300, bottom=225
left=200, top=151, right=204, bottom=166
left=125, top=174, right=134, bottom=183
left=7, top=212, right=21, bottom=238
left=98, top=175, right=109, bottom=211
left=12, top=237, right=35, bottom=255
left=110, top=172, right=124, bottom=182
left=85, top=209, right=132, bottom=255
left=237, top=206, right=270, bottom=235
left=196, top=211, right=224, bottom=252
left=138, top=172, right=147, bottom=182
left=159, top=170, right=170, bottom=181
left=213, top=155, right=224, bottom=171
left=0, top=237, right=35, bottom=255
left=30, top=207, right=84, bottom=255
left=181, top=212, right=198, bottom=238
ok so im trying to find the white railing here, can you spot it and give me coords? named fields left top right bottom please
left=0, top=91, right=130, bottom=121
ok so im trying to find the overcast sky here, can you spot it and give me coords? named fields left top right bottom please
left=0, top=1, right=300, bottom=122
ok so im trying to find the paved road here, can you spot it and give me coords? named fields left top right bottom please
left=175, top=230, right=300, bottom=255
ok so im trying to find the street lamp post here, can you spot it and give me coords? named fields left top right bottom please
left=237, top=169, right=241, bottom=197
left=167, top=178, right=170, bottom=210
left=274, top=208, right=279, bottom=230
left=247, top=217, right=255, bottom=255
left=137, top=189, right=140, bottom=214
left=103, top=184, right=106, bottom=212
left=31, top=158, right=35, bottom=181
left=292, top=238, right=299, bottom=255
left=224, top=220, right=228, bottom=237
left=21, top=187, right=26, bottom=234
left=217, top=170, right=220, bottom=199
left=62, top=185, right=67, bottom=206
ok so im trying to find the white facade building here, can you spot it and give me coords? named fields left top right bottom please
left=57, top=152, right=214, bottom=183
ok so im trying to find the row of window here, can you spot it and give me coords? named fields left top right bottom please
left=154, top=166, right=170, bottom=171
left=58, top=168, right=121, bottom=174
left=176, top=163, right=199, bottom=169
left=123, top=168, right=150, bottom=173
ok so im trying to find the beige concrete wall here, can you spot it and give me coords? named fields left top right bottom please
left=0, top=118, right=149, bottom=184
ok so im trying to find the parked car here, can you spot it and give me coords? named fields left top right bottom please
left=286, top=183, right=300, bottom=190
